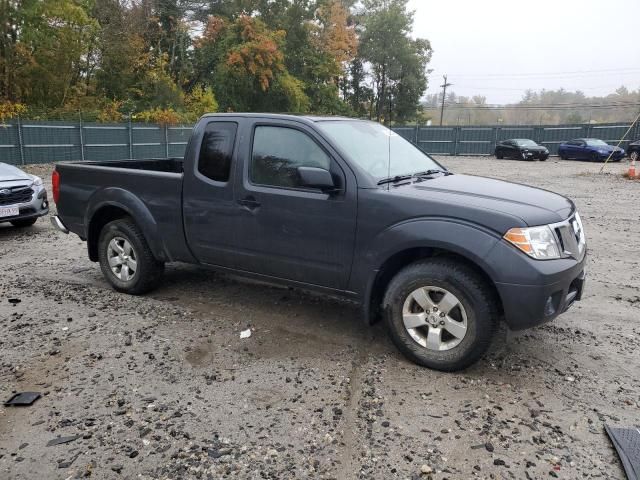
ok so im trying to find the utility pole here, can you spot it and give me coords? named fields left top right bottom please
left=439, top=75, right=453, bottom=126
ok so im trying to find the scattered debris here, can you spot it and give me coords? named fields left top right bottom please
left=4, top=392, right=41, bottom=407
left=57, top=452, right=81, bottom=469
left=46, top=435, right=80, bottom=447
left=420, top=464, right=433, bottom=474
left=240, top=329, right=252, bottom=339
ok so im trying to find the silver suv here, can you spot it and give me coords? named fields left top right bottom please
left=0, top=163, right=49, bottom=227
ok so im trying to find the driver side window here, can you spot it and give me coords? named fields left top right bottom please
left=250, top=126, right=331, bottom=189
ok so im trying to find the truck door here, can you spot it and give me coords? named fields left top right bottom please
left=232, top=119, right=358, bottom=290
left=183, top=119, right=244, bottom=268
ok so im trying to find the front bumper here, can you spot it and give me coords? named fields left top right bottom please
left=523, top=151, right=549, bottom=160
left=488, top=240, right=587, bottom=331
left=597, top=151, right=625, bottom=160
left=0, top=186, right=49, bottom=224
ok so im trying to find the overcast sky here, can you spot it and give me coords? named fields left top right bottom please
left=407, top=0, right=640, bottom=104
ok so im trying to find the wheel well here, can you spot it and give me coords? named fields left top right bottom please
left=368, top=247, right=503, bottom=324
left=87, top=206, right=130, bottom=261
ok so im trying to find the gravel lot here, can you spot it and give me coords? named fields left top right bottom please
left=1, top=156, right=639, bottom=480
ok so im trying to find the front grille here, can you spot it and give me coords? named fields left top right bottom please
left=551, top=213, right=586, bottom=260
left=0, top=186, right=34, bottom=206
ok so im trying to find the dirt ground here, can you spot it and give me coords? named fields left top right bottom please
left=1, top=156, right=639, bottom=480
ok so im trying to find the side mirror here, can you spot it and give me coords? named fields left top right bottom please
left=297, top=166, right=337, bottom=192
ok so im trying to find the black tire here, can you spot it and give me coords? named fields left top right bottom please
left=11, top=217, right=38, bottom=228
left=559, top=152, right=567, bottom=160
left=495, top=151, right=504, bottom=159
left=383, top=259, right=498, bottom=371
left=98, top=217, right=164, bottom=295
left=540, top=156, right=548, bottom=162
left=590, top=151, right=600, bottom=162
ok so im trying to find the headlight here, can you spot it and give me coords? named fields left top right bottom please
left=31, top=176, right=43, bottom=186
left=504, top=225, right=561, bottom=260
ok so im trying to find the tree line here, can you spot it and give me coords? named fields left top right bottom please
left=0, top=0, right=432, bottom=124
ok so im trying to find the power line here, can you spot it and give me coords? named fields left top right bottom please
left=436, top=67, right=640, bottom=79
left=452, top=84, right=637, bottom=92
left=431, top=103, right=640, bottom=111
left=439, top=74, right=453, bottom=126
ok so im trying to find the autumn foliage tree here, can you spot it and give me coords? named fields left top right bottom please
left=0, top=0, right=432, bottom=122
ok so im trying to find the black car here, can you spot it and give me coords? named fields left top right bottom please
left=495, top=139, right=549, bottom=161
left=628, top=140, right=640, bottom=161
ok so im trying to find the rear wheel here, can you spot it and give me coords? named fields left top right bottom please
left=383, top=259, right=498, bottom=371
left=495, top=152, right=504, bottom=159
left=590, top=151, right=601, bottom=162
left=559, top=152, right=568, bottom=160
left=10, top=217, right=38, bottom=228
left=98, top=217, right=164, bottom=295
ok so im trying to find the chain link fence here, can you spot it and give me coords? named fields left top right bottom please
left=1, top=119, right=638, bottom=166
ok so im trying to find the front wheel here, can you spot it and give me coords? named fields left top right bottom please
left=383, top=259, right=498, bottom=371
left=98, top=217, right=164, bottom=295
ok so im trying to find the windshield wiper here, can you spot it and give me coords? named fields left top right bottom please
left=377, top=174, right=413, bottom=186
left=412, top=169, right=452, bottom=177
left=377, top=169, right=452, bottom=186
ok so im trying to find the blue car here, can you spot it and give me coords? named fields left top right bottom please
left=558, top=138, right=625, bottom=162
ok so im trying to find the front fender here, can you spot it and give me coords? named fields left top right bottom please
left=85, top=187, right=167, bottom=262
left=352, top=218, right=503, bottom=317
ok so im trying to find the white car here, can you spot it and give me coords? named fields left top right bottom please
left=0, top=163, right=49, bottom=227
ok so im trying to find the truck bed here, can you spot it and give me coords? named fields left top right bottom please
left=55, top=157, right=190, bottom=262
left=73, top=158, right=184, bottom=173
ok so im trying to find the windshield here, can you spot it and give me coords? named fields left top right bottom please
left=515, top=139, right=538, bottom=147
left=585, top=139, right=608, bottom=147
left=316, top=120, right=442, bottom=180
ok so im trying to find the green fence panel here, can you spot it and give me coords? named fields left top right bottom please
left=0, top=119, right=638, bottom=166
left=457, top=127, right=494, bottom=155
left=167, top=125, right=193, bottom=158
left=0, top=123, right=21, bottom=165
left=416, top=126, right=455, bottom=154
left=83, top=122, right=130, bottom=162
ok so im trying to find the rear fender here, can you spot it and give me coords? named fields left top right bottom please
left=85, top=187, right=167, bottom=262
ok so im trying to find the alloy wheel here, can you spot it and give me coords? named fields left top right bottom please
left=402, top=286, right=468, bottom=351
left=107, top=237, right=138, bottom=281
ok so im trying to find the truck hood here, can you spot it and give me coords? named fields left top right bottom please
left=391, top=174, right=574, bottom=229
left=0, top=163, right=32, bottom=183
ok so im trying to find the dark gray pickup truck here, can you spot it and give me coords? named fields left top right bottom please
left=51, top=114, right=587, bottom=371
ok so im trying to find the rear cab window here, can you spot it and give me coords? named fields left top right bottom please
left=198, top=122, right=238, bottom=182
